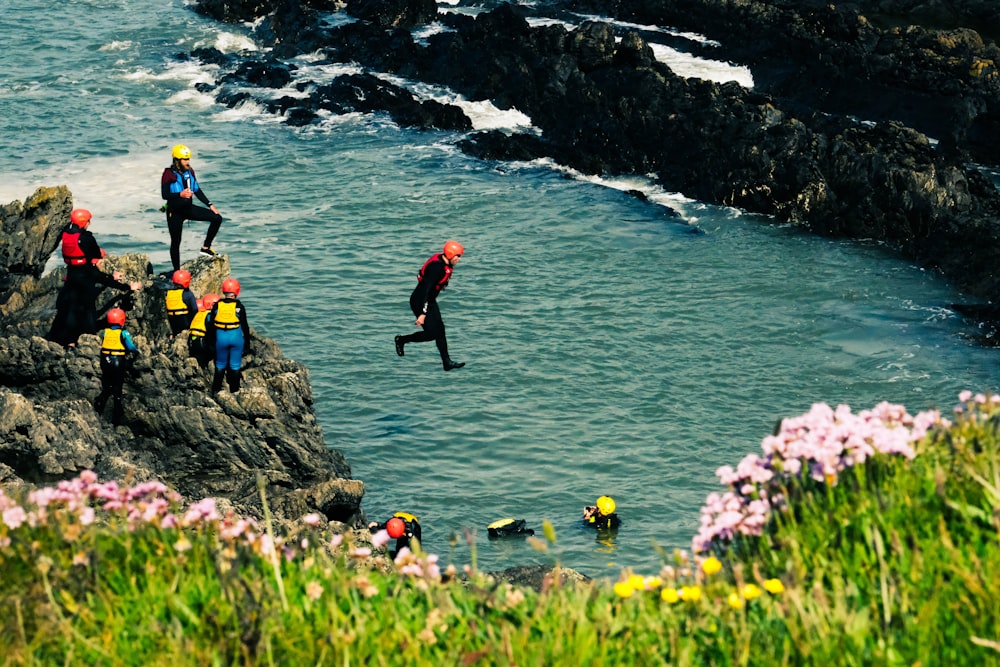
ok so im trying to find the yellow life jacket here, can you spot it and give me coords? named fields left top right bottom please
left=393, top=511, right=419, bottom=524
left=189, top=310, right=209, bottom=338
left=213, top=300, right=240, bottom=330
left=165, top=288, right=190, bottom=316
left=101, top=328, right=127, bottom=356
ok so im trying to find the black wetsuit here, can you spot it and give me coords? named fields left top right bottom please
left=94, top=326, right=139, bottom=426
left=400, top=255, right=453, bottom=363
left=48, top=226, right=132, bottom=347
left=373, top=517, right=422, bottom=555
left=161, top=165, right=222, bottom=271
left=585, top=511, right=621, bottom=530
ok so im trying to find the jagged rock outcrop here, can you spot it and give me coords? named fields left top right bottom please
left=0, top=186, right=365, bottom=527
left=555, top=0, right=1000, bottom=163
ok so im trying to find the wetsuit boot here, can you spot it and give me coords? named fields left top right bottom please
left=212, top=368, right=225, bottom=393
left=394, top=335, right=405, bottom=357
left=111, top=397, right=124, bottom=427
left=93, top=392, right=107, bottom=415
left=443, top=358, right=465, bottom=371
left=226, top=369, right=241, bottom=393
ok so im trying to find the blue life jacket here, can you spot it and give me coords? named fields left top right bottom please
left=168, top=168, right=200, bottom=195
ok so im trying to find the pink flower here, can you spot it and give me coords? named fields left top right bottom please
left=371, top=529, right=390, bottom=548
left=2, top=506, right=27, bottom=529
left=78, top=507, right=95, bottom=526
left=302, top=513, right=322, bottom=527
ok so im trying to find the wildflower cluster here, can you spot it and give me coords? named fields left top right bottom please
left=0, top=470, right=273, bottom=569
left=692, top=400, right=946, bottom=554
left=612, top=553, right=786, bottom=610
left=1, top=470, right=457, bottom=607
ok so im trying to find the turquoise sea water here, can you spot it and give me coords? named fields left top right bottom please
left=2, top=0, right=998, bottom=577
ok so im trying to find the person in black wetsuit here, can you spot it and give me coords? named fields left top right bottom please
left=160, top=144, right=224, bottom=271
left=394, top=240, right=465, bottom=371
left=368, top=512, right=422, bottom=556
left=47, top=209, right=142, bottom=349
left=583, top=495, right=621, bottom=530
left=164, top=268, right=198, bottom=339
left=188, top=293, right=219, bottom=367
left=94, top=307, right=140, bottom=426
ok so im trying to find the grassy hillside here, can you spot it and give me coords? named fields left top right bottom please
left=1, top=393, right=998, bottom=665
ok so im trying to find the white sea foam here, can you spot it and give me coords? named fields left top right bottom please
left=126, top=59, right=218, bottom=86
left=567, top=168, right=707, bottom=220
left=290, top=58, right=366, bottom=85
left=214, top=98, right=286, bottom=124
left=458, top=100, right=533, bottom=131
left=213, top=31, right=258, bottom=53
left=413, top=22, right=452, bottom=44
left=526, top=17, right=576, bottom=30
left=316, top=11, right=356, bottom=29
left=647, top=42, right=754, bottom=87
left=100, top=40, right=135, bottom=51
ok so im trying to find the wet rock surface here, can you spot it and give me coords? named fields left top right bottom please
left=0, top=186, right=366, bottom=528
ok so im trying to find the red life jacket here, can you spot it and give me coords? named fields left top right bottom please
left=417, top=253, right=452, bottom=292
left=61, top=227, right=87, bottom=266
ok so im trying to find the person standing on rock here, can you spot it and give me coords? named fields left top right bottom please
left=160, top=144, right=224, bottom=271
left=394, top=240, right=466, bottom=371
left=188, top=292, right=219, bottom=367
left=47, top=208, right=142, bottom=349
left=165, top=269, right=198, bottom=340
left=94, top=307, right=139, bottom=427
left=207, top=277, right=250, bottom=394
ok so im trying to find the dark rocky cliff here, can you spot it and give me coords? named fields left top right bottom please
left=0, top=186, right=365, bottom=528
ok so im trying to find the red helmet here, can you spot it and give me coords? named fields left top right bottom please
left=201, top=293, right=221, bottom=310
left=70, top=208, right=92, bottom=228
left=443, top=240, right=464, bottom=260
left=385, top=517, right=406, bottom=539
left=107, top=308, right=126, bottom=326
left=172, top=269, right=191, bottom=288
left=221, top=278, right=240, bottom=296
left=195, top=298, right=204, bottom=311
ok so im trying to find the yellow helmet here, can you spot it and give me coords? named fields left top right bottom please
left=172, top=144, right=192, bottom=160
left=596, top=496, right=616, bottom=515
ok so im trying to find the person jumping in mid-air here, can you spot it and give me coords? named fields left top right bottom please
left=160, top=144, right=224, bottom=271
left=395, top=240, right=466, bottom=371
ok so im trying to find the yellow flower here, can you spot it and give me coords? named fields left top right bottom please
left=727, top=592, right=744, bottom=609
left=614, top=581, right=635, bottom=598
left=628, top=574, right=646, bottom=590
left=644, top=575, right=664, bottom=590
left=661, top=587, right=680, bottom=603
left=742, top=584, right=762, bottom=600
left=764, top=578, right=785, bottom=594
left=680, top=586, right=702, bottom=602
left=701, top=556, right=722, bottom=576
